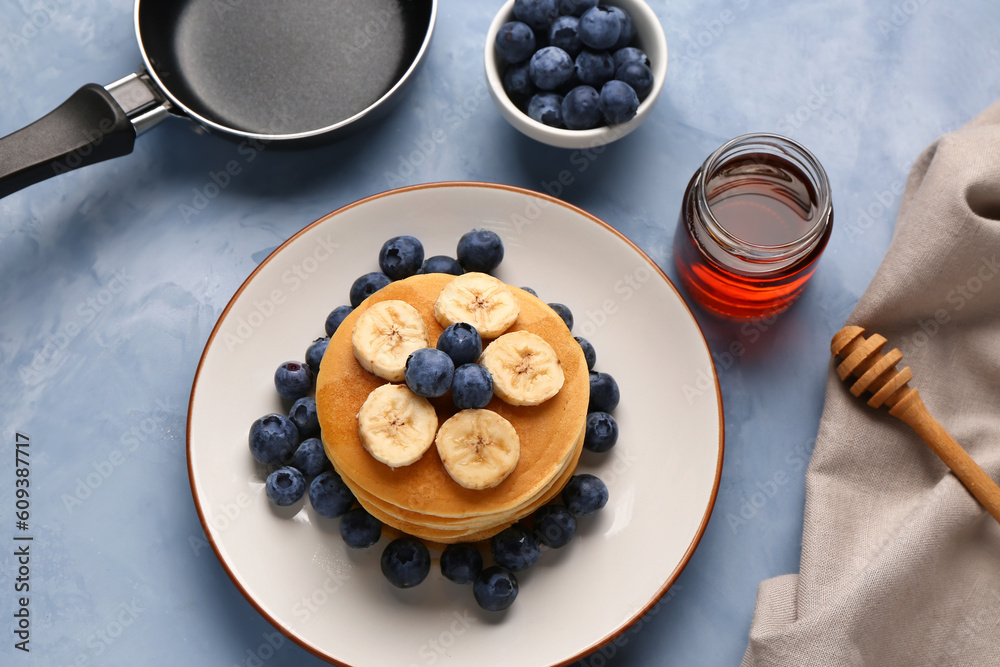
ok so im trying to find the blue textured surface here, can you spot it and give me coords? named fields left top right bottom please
left=2, top=1, right=998, bottom=665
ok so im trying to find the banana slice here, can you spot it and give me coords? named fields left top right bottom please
left=479, top=330, right=564, bottom=406
left=436, top=410, right=520, bottom=490
left=352, top=300, right=429, bottom=382
left=433, top=273, right=520, bottom=339
left=357, top=384, right=438, bottom=468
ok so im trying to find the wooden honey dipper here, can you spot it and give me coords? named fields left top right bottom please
left=831, top=325, right=1000, bottom=523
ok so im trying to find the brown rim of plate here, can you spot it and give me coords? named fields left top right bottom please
left=185, top=181, right=725, bottom=667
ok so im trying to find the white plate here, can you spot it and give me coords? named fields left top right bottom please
left=187, top=182, right=723, bottom=667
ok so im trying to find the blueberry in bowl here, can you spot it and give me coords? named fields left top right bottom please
left=495, top=21, right=537, bottom=64
left=600, top=79, right=640, bottom=125
left=529, top=46, right=576, bottom=90
left=577, top=6, right=621, bottom=50
left=561, top=85, right=602, bottom=130
left=485, top=0, right=667, bottom=149
left=528, top=92, right=564, bottom=127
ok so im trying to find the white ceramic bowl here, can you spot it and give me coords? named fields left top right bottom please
left=484, top=0, right=668, bottom=149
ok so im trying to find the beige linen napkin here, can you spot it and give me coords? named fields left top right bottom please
left=742, top=101, right=1000, bottom=666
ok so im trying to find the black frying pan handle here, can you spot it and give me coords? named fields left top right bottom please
left=0, top=84, right=138, bottom=199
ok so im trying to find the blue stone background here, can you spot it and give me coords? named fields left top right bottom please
left=1, top=0, right=998, bottom=665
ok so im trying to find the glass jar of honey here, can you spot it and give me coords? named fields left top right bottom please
left=673, top=133, right=833, bottom=319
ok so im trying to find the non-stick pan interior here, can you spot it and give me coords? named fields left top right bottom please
left=138, top=0, right=433, bottom=136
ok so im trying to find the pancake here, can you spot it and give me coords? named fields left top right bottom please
left=342, top=424, right=585, bottom=531
left=342, top=427, right=585, bottom=543
left=316, top=273, right=589, bottom=542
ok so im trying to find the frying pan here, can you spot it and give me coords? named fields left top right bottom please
left=0, top=0, right=436, bottom=198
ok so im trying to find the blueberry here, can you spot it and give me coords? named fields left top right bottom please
left=513, top=0, right=559, bottom=30
left=249, top=413, right=299, bottom=466
left=473, top=566, right=519, bottom=611
left=558, top=0, right=598, bottom=17
left=607, top=6, right=635, bottom=50
left=325, top=305, right=354, bottom=336
left=613, top=46, right=649, bottom=71
left=503, top=62, right=537, bottom=107
left=559, top=70, right=583, bottom=95
left=561, top=85, right=602, bottom=130
left=381, top=538, right=431, bottom=588
left=291, top=437, right=330, bottom=477
left=548, top=16, right=583, bottom=57
left=309, top=471, right=355, bottom=518
left=575, top=49, right=615, bottom=88
left=529, top=46, right=575, bottom=91
left=288, top=397, right=319, bottom=438
left=578, top=6, right=621, bottom=50
left=533, top=504, right=577, bottom=548
left=520, top=286, right=538, bottom=297
left=528, top=92, right=564, bottom=127
left=563, top=474, right=609, bottom=516
left=452, top=364, right=494, bottom=410
left=457, top=229, right=505, bottom=273
left=349, top=272, right=391, bottom=308
left=418, top=255, right=464, bottom=275
left=378, top=235, right=425, bottom=280
left=584, top=411, right=618, bottom=452
left=496, top=21, right=536, bottom=63
left=547, top=302, right=574, bottom=330
left=305, top=337, right=329, bottom=375
left=440, top=543, right=484, bottom=584
left=600, top=80, right=639, bottom=124
left=274, top=361, right=313, bottom=401
left=265, top=466, right=306, bottom=506
left=588, top=370, right=620, bottom=412
left=340, top=507, right=382, bottom=549
left=491, top=525, right=541, bottom=572
left=615, top=61, right=654, bottom=100
left=574, top=336, right=596, bottom=370
left=437, top=322, right=483, bottom=366
left=404, top=348, right=456, bottom=398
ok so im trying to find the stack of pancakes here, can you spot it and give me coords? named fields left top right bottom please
left=316, top=273, right=589, bottom=543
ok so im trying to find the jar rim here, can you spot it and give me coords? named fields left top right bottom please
left=694, top=132, right=832, bottom=262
